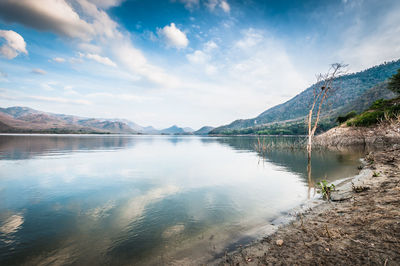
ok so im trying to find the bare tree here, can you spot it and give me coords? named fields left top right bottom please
left=307, top=63, right=347, bottom=161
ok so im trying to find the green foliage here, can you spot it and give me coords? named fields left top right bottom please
left=372, top=172, right=380, bottom=177
left=370, top=98, right=386, bottom=109
left=336, top=111, right=357, bottom=124
left=388, top=69, right=400, bottom=94
left=347, top=97, right=400, bottom=127
left=347, top=110, right=384, bottom=127
left=316, top=180, right=336, bottom=200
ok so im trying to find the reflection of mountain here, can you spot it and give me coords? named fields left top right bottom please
left=212, top=136, right=363, bottom=182
left=0, top=135, right=363, bottom=182
left=0, top=135, right=134, bottom=160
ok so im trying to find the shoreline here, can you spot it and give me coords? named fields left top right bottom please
left=212, top=145, right=400, bottom=265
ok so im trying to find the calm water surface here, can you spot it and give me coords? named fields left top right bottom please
left=0, top=135, right=363, bottom=265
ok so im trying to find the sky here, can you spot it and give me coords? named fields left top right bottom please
left=0, top=0, right=399, bottom=129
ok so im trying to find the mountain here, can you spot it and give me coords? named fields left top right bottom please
left=159, top=125, right=186, bottom=134
left=183, top=127, right=194, bottom=133
left=76, top=118, right=136, bottom=134
left=111, top=118, right=146, bottom=132
left=333, top=81, right=397, bottom=116
left=211, top=59, right=400, bottom=134
left=0, top=107, right=137, bottom=134
left=142, top=126, right=160, bottom=134
left=194, top=126, right=215, bottom=135
left=0, top=106, right=197, bottom=135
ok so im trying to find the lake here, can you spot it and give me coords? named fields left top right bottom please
left=0, top=135, right=362, bottom=265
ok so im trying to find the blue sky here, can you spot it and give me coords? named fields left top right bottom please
left=0, top=0, right=399, bottom=129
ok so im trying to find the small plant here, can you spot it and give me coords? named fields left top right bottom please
left=372, top=171, right=380, bottom=177
left=316, top=180, right=336, bottom=200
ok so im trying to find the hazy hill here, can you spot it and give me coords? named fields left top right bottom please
left=211, top=59, right=400, bottom=134
left=194, top=126, right=215, bottom=135
left=111, top=118, right=146, bottom=132
left=183, top=127, right=195, bottom=133
left=159, top=125, right=186, bottom=134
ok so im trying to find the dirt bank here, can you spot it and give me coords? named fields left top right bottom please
left=314, top=122, right=400, bottom=148
left=213, top=145, right=400, bottom=265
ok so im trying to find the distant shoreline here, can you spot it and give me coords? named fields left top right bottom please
left=0, top=132, right=308, bottom=137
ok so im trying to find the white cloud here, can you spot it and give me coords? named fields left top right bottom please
left=86, top=53, right=117, bottom=67
left=205, top=0, right=230, bottom=13
left=32, top=68, right=46, bottom=75
left=75, top=0, right=120, bottom=39
left=86, top=92, right=158, bottom=102
left=186, top=40, right=219, bottom=74
left=220, top=1, right=230, bottom=13
left=52, top=57, right=66, bottom=63
left=0, top=0, right=121, bottom=41
left=177, top=0, right=199, bottom=10
left=227, top=29, right=307, bottom=97
left=0, top=0, right=179, bottom=87
left=87, top=0, right=124, bottom=8
left=112, top=39, right=181, bottom=87
left=78, top=42, right=102, bottom=53
left=157, top=23, right=189, bottom=49
left=0, top=30, right=27, bottom=59
left=0, top=0, right=94, bottom=40
left=338, top=4, right=400, bottom=71
left=204, top=40, right=218, bottom=52
left=235, top=29, right=263, bottom=49
left=205, top=0, right=218, bottom=11
left=187, top=50, right=209, bottom=64
left=28, top=95, right=91, bottom=105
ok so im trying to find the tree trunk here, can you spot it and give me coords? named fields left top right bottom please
left=307, top=134, right=312, bottom=162
left=307, top=110, right=312, bottom=162
left=307, top=158, right=312, bottom=199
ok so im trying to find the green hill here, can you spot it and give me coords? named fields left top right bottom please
left=211, top=59, right=400, bottom=135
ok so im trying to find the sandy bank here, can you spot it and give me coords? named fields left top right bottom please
left=213, top=145, right=400, bottom=265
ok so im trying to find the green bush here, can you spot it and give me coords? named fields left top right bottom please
left=370, top=99, right=387, bottom=109
left=337, top=111, right=357, bottom=124
left=348, top=110, right=384, bottom=127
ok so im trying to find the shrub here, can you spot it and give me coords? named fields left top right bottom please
left=348, top=110, right=384, bottom=127
left=316, top=180, right=336, bottom=200
left=336, top=111, right=357, bottom=124
left=370, top=99, right=387, bottom=109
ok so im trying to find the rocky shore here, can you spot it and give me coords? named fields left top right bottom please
left=314, top=121, right=400, bottom=148
left=213, top=145, right=400, bottom=265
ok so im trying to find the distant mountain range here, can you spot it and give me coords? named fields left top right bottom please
left=0, top=107, right=197, bottom=135
left=2, top=59, right=399, bottom=135
left=211, top=59, right=400, bottom=134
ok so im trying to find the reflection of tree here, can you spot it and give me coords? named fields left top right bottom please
left=212, top=136, right=362, bottom=184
